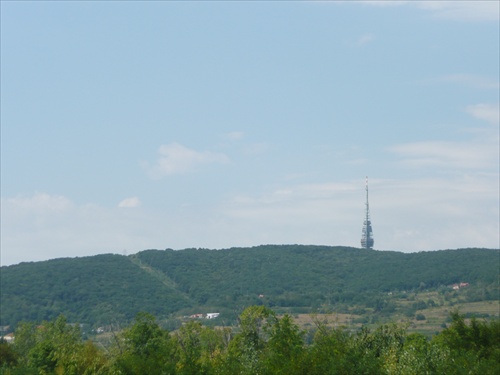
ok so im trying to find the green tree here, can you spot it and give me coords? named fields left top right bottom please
left=432, top=312, right=500, bottom=374
left=13, top=316, right=82, bottom=374
left=263, top=314, right=305, bottom=375
left=0, top=338, right=18, bottom=370
left=225, top=306, right=273, bottom=375
left=8, top=315, right=109, bottom=375
left=10, top=322, right=37, bottom=368
left=174, top=321, right=203, bottom=375
left=112, top=312, right=175, bottom=375
left=304, top=322, right=382, bottom=375
left=385, top=333, right=456, bottom=375
left=197, top=324, right=231, bottom=373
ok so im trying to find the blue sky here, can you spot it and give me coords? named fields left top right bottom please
left=1, top=1, right=499, bottom=265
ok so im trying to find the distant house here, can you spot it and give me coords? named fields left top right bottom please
left=206, top=313, right=220, bottom=319
left=452, top=282, right=469, bottom=290
left=189, top=314, right=204, bottom=319
left=1, top=333, right=14, bottom=343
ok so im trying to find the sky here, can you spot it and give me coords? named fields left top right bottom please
left=1, top=1, right=499, bottom=266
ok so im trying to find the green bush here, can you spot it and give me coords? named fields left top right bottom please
left=415, top=314, right=426, bottom=321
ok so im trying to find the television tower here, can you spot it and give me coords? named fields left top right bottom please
left=360, top=176, right=374, bottom=249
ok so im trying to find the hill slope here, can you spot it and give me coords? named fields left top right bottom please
left=1, top=245, right=498, bottom=327
left=0, top=254, right=193, bottom=327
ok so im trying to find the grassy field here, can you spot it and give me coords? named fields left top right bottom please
left=286, top=290, right=499, bottom=337
left=405, top=299, right=499, bottom=335
left=292, top=313, right=360, bottom=329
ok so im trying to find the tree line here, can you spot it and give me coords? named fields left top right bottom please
left=2, top=246, right=498, bottom=328
left=1, top=307, right=499, bottom=375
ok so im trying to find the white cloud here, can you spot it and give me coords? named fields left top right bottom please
left=438, top=74, right=499, bottom=90
left=416, top=1, right=499, bottom=22
left=118, top=197, right=141, bottom=208
left=354, top=1, right=499, bottom=21
left=389, top=140, right=498, bottom=170
left=466, top=103, right=500, bottom=125
left=372, top=176, right=499, bottom=251
left=357, top=33, right=376, bottom=46
left=5, top=192, right=74, bottom=212
left=225, top=181, right=360, bottom=220
left=223, top=131, right=245, bottom=141
left=144, top=143, right=230, bottom=178
left=357, top=1, right=408, bottom=7
left=345, top=33, right=376, bottom=48
left=243, top=142, right=270, bottom=156
left=390, top=105, right=499, bottom=171
left=358, top=34, right=375, bottom=46
left=0, top=193, right=163, bottom=266
left=218, top=175, right=499, bottom=252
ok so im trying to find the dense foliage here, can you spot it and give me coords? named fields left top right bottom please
left=0, top=255, right=192, bottom=327
left=1, top=246, right=498, bottom=327
left=1, top=308, right=499, bottom=374
left=135, top=246, right=499, bottom=308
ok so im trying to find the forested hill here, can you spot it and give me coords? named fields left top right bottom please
left=1, top=245, right=498, bottom=328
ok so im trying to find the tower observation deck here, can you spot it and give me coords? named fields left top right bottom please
left=361, top=177, right=374, bottom=249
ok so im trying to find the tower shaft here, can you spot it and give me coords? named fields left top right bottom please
left=361, top=177, right=374, bottom=249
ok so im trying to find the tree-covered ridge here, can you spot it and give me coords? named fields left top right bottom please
left=1, top=309, right=499, bottom=374
left=1, top=245, right=498, bottom=328
left=136, top=245, right=498, bottom=302
left=0, top=254, right=192, bottom=327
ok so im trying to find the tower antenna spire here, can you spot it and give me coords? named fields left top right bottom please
left=361, top=176, right=374, bottom=249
